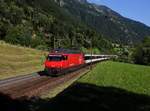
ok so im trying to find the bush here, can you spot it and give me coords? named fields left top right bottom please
left=5, top=25, right=32, bottom=46
left=36, top=45, right=48, bottom=50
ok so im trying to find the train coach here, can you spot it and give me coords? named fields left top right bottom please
left=84, top=54, right=109, bottom=64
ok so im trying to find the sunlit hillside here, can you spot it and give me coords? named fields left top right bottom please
left=0, top=41, right=47, bottom=79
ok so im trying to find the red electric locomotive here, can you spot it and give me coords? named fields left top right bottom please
left=44, top=48, right=85, bottom=76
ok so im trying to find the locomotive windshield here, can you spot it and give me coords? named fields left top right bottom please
left=47, top=55, right=62, bottom=61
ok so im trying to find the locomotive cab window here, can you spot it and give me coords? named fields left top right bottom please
left=47, top=56, right=62, bottom=61
left=62, top=56, right=68, bottom=60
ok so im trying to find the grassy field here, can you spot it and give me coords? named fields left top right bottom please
left=1, top=61, right=150, bottom=111
left=24, top=61, right=150, bottom=111
left=79, top=61, right=150, bottom=95
left=0, top=41, right=47, bottom=79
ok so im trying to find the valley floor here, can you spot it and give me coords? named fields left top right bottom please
left=38, top=61, right=150, bottom=111
left=1, top=61, right=150, bottom=111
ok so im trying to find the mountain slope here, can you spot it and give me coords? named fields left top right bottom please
left=54, top=0, right=150, bottom=44
left=1, top=0, right=150, bottom=49
left=0, top=0, right=112, bottom=51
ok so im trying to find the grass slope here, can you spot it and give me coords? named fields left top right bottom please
left=0, top=41, right=46, bottom=79
left=79, top=61, right=150, bottom=95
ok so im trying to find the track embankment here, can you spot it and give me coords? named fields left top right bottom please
left=0, top=65, right=90, bottom=99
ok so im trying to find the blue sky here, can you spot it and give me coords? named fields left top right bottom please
left=87, top=0, right=150, bottom=27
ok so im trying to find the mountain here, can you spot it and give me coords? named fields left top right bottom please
left=0, top=0, right=150, bottom=52
left=54, top=0, right=150, bottom=44
left=0, top=0, right=112, bottom=52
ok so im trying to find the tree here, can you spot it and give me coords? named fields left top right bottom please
left=5, top=24, right=32, bottom=46
left=132, top=37, right=150, bottom=65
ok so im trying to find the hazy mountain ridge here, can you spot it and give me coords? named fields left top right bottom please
left=54, top=0, right=150, bottom=43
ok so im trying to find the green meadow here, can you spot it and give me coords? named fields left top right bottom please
left=79, top=61, right=150, bottom=95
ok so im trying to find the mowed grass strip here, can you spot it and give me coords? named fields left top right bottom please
left=79, top=61, right=150, bottom=95
left=0, top=41, right=47, bottom=79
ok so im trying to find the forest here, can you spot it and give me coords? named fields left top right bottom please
left=0, top=0, right=112, bottom=53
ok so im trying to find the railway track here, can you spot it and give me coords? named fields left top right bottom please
left=0, top=58, right=109, bottom=99
left=0, top=64, right=90, bottom=99
left=0, top=73, right=40, bottom=88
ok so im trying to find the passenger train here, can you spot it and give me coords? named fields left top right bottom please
left=44, top=48, right=113, bottom=76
